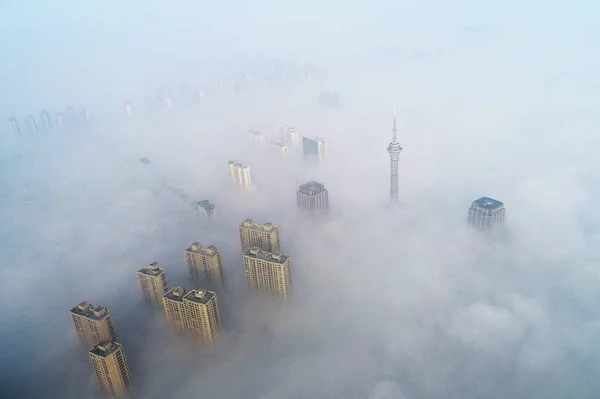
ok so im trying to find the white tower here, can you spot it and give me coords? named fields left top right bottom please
left=387, top=108, right=403, bottom=203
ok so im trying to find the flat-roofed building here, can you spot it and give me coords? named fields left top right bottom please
left=239, top=219, right=280, bottom=253
left=184, top=242, right=224, bottom=285
left=297, top=181, right=329, bottom=213
left=136, top=262, right=169, bottom=305
left=468, top=197, right=506, bottom=232
left=89, top=340, right=131, bottom=397
left=162, top=287, right=187, bottom=331
left=183, top=289, right=221, bottom=343
left=302, top=136, right=328, bottom=163
left=228, top=160, right=252, bottom=189
left=70, top=302, right=117, bottom=348
left=243, top=247, right=292, bottom=299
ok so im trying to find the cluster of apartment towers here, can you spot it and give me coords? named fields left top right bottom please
left=68, top=196, right=330, bottom=397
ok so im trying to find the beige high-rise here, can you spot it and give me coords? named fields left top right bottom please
left=89, top=340, right=131, bottom=397
left=136, top=262, right=168, bottom=305
left=183, top=289, right=221, bottom=342
left=243, top=247, right=292, bottom=298
left=70, top=302, right=117, bottom=348
left=185, top=243, right=223, bottom=285
left=228, top=160, right=252, bottom=189
left=163, top=287, right=187, bottom=331
left=239, top=219, right=280, bottom=253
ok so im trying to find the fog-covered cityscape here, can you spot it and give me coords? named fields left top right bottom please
left=2, top=1, right=600, bottom=399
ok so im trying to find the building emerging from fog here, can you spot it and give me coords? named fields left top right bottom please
left=70, top=302, right=118, bottom=348
left=243, top=247, right=292, bottom=299
left=228, top=160, right=252, bottom=189
left=89, top=341, right=131, bottom=397
left=302, top=136, right=328, bottom=163
left=7, top=117, right=21, bottom=135
left=318, top=90, right=339, bottom=109
left=185, top=242, right=224, bottom=286
left=196, top=200, right=216, bottom=221
left=162, top=287, right=222, bottom=343
left=136, top=263, right=169, bottom=305
left=239, top=219, right=281, bottom=253
left=124, top=102, right=132, bottom=118
left=66, top=107, right=77, bottom=122
left=247, top=130, right=265, bottom=144
left=468, top=197, right=506, bottom=232
left=56, top=112, right=65, bottom=128
left=25, top=115, right=38, bottom=134
left=40, top=110, right=52, bottom=129
left=297, top=181, right=329, bottom=213
left=280, top=125, right=299, bottom=146
left=269, top=140, right=289, bottom=157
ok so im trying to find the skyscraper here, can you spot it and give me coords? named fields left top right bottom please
left=387, top=109, right=403, bottom=203
left=243, top=247, right=292, bottom=299
left=239, top=219, right=280, bottom=253
left=25, top=115, right=38, bottom=134
left=196, top=200, right=216, bottom=221
left=468, top=197, right=506, bottom=232
left=124, top=102, right=132, bottom=118
left=7, top=117, right=21, bottom=135
left=269, top=140, right=289, bottom=157
left=89, top=341, right=131, bottom=397
left=184, top=242, right=224, bottom=285
left=302, top=136, right=328, bottom=163
left=247, top=130, right=265, bottom=144
left=297, top=181, right=329, bottom=213
left=228, top=160, right=252, bottom=189
left=66, top=107, right=77, bottom=122
left=182, top=289, right=221, bottom=342
left=280, top=126, right=299, bottom=146
left=136, top=262, right=169, bottom=305
left=162, top=287, right=187, bottom=331
left=70, top=302, right=118, bottom=348
left=40, top=110, right=52, bottom=129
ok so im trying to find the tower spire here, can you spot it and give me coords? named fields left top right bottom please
left=387, top=107, right=403, bottom=204
left=392, top=106, right=397, bottom=141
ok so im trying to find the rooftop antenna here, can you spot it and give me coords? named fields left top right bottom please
left=392, top=106, right=397, bottom=141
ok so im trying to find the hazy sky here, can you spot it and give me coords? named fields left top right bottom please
left=2, top=1, right=600, bottom=398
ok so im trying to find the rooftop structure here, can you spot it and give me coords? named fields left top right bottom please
left=70, top=302, right=117, bottom=348
left=183, top=288, right=214, bottom=305
left=468, top=196, right=506, bottom=232
left=239, top=219, right=281, bottom=253
left=244, top=247, right=290, bottom=264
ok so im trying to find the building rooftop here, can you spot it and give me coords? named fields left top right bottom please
left=70, top=302, right=110, bottom=320
left=183, top=289, right=215, bottom=305
left=472, top=197, right=504, bottom=210
left=196, top=200, right=215, bottom=211
left=228, top=160, right=249, bottom=168
left=244, top=247, right=289, bottom=264
left=186, top=242, right=220, bottom=256
left=137, top=262, right=164, bottom=276
left=302, top=136, right=326, bottom=143
left=298, top=181, right=327, bottom=195
left=164, top=287, right=187, bottom=302
left=240, top=219, right=279, bottom=232
left=270, top=140, right=288, bottom=148
left=90, top=340, right=121, bottom=357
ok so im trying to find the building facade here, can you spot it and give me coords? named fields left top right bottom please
left=182, top=289, right=222, bottom=343
left=228, top=160, right=252, bottom=189
left=280, top=125, right=299, bottom=146
left=297, top=181, right=329, bottom=213
left=136, top=262, right=169, bottom=305
left=239, top=219, right=281, bottom=253
left=184, top=242, right=224, bottom=285
left=243, top=247, right=292, bottom=299
left=302, top=136, right=328, bottom=163
left=196, top=200, right=216, bottom=221
left=163, top=287, right=187, bottom=331
left=89, top=341, right=131, bottom=397
left=468, top=197, right=506, bottom=232
left=70, top=302, right=118, bottom=348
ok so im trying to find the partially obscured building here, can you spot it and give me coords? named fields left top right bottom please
left=297, top=181, right=329, bottom=213
left=239, top=219, right=280, bottom=253
left=136, top=262, right=169, bottom=305
left=70, top=302, right=117, bottom=348
left=228, top=160, right=252, bottom=189
left=302, top=136, right=328, bottom=163
left=184, top=242, right=224, bottom=285
left=182, top=289, right=221, bottom=343
left=163, top=287, right=187, bottom=331
left=269, top=140, right=289, bottom=157
left=89, top=340, right=131, bottom=397
left=318, top=91, right=339, bottom=109
left=468, top=197, right=506, bottom=232
left=196, top=200, right=216, bottom=221
left=243, top=247, right=292, bottom=299
left=247, top=130, right=265, bottom=144
left=280, top=126, right=299, bottom=146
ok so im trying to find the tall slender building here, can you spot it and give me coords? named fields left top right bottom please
left=280, top=126, right=299, bottom=146
left=184, top=242, right=224, bottom=285
left=136, top=263, right=169, bottom=305
left=387, top=109, right=403, bottom=203
left=89, top=341, right=131, bottom=397
left=243, top=247, right=292, bottom=298
left=269, top=140, right=289, bottom=157
left=70, top=302, right=117, bottom=348
left=79, top=108, right=89, bottom=123
left=228, top=160, right=252, bottom=189
left=302, top=136, right=328, bottom=163
left=196, top=200, right=216, bottom=222
left=25, top=115, right=38, bottom=134
left=468, top=197, right=506, bottom=232
left=56, top=112, right=65, bottom=128
left=239, top=219, right=281, bottom=253
left=40, top=110, right=52, bottom=129
left=66, top=107, right=77, bottom=122
left=7, top=117, right=21, bottom=135
left=182, top=289, right=221, bottom=342
left=297, top=181, right=329, bottom=213
left=247, top=130, right=265, bottom=144
left=163, top=287, right=187, bottom=331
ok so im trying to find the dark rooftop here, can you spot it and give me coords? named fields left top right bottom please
left=196, top=200, right=215, bottom=211
left=164, top=287, right=187, bottom=302
left=90, top=340, right=121, bottom=357
left=244, top=247, right=290, bottom=264
left=137, top=262, right=164, bottom=276
left=183, top=289, right=215, bottom=305
left=70, top=302, right=110, bottom=320
left=186, top=242, right=220, bottom=256
left=298, top=181, right=326, bottom=195
left=472, top=197, right=504, bottom=210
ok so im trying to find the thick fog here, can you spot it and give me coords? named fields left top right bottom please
left=2, top=1, right=600, bottom=398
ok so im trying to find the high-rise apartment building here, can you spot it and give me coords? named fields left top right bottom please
left=182, top=289, right=221, bottom=342
left=247, top=130, right=265, bottom=144
left=196, top=200, right=216, bottom=221
left=243, top=247, right=292, bottom=298
left=184, top=242, right=224, bottom=285
left=302, top=136, right=328, bottom=163
left=239, top=219, right=280, bottom=253
left=297, top=181, right=329, bottom=213
left=163, top=287, right=187, bottom=331
left=269, top=140, right=289, bottom=157
left=89, top=340, right=131, bottom=397
left=25, top=115, right=39, bottom=134
left=280, top=126, right=299, bottom=146
left=136, top=262, right=169, bottom=305
left=70, top=302, right=117, bottom=348
left=468, top=197, right=506, bottom=232
left=228, top=160, right=252, bottom=189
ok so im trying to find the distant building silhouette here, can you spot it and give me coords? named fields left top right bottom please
left=40, top=110, right=52, bottom=129
left=25, top=115, right=38, bottom=134
left=7, top=117, right=21, bottom=135
left=468, top=197, right=506, bottom=232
